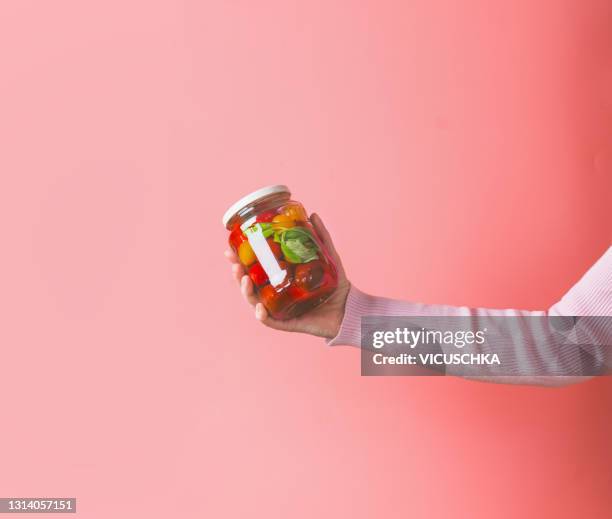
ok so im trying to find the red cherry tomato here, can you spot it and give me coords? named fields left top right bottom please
left=248, top=263, right=269, bottom=286
left=256, top=211, right=276, bottom=223
left=287, top=283, right=308, bottom=300
left=229, top=223, right=247, bottom=250
left=250, top=260, right=290, bottom=288
left=259, top=284, right=289, bottom=317
left=294, top=260, right=325, bottom=292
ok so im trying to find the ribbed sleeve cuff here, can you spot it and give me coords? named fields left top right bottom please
left=326, top=286, right=369, bottom=347
left=326, top=286, right=424, bottom=347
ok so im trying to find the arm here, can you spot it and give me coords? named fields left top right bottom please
left=331, top=247, right=612, bottom=341
left=330, top=248, right=611, bottom=385
left=225, top=216, right=611, bottom=386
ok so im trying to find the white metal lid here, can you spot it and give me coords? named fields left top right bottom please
left=222, top=184, right=290, bottom=228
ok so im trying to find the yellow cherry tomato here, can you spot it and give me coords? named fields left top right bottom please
left=271, top=214, right=295, bottom=231
left=283, top=203, right=308, bottom=223
left=238, top=240, right=257, bottom=266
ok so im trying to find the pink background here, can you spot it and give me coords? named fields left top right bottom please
left=1, top=1, right=611, bottom=518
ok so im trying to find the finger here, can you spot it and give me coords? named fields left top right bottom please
left=255, top=303, right=297, bottom=332
left=310, top=213, right=346, bottom=278
left=240, top=275, right=259, bottom=307
left=231, top=263, right=245, bottom=284
left=224, top=249, right=239, bottom=263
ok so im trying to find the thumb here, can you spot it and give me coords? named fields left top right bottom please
left=310, top=213, right=346, bottom=279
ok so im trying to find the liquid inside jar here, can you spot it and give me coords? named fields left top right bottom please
left=226, top=194, right=338, bottom=320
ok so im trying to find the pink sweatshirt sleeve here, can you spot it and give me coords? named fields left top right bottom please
left=328, top=247, right=612, bottom=383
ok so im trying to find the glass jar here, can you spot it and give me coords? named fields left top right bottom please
left=223, top=185, right=338, bottom=320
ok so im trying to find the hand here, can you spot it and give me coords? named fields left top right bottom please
left=224, top=213, right=350, bottom=339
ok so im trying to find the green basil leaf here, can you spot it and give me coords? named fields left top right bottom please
left=279, top=227, right=320, bottom=263
left=280, top=239, right=302, bottom=263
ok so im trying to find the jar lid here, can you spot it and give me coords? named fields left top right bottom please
left=222, top=184, right=290, bottom=228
